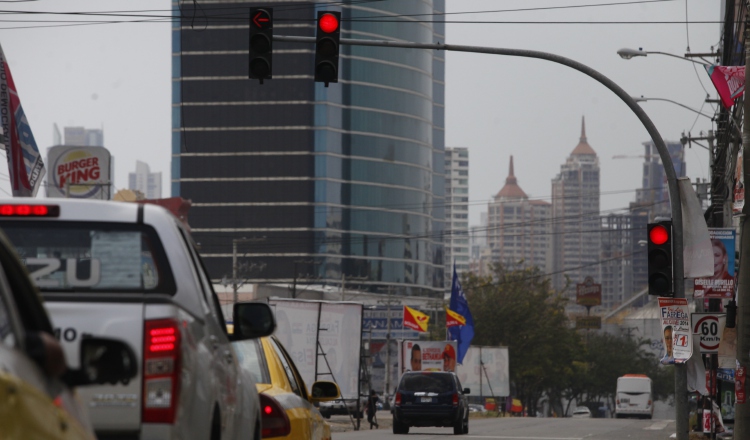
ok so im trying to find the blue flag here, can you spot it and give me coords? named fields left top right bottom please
left=448, top=262, right=474, bottom=364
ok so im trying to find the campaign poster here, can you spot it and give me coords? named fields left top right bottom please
left=694, top=228, right=736, bottom=298
left=399, top=340, right=457, bottom=375
left=659, top=297, right=692, bottom=364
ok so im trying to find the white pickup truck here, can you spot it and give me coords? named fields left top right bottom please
left=0, top=199, right=275, bottom=440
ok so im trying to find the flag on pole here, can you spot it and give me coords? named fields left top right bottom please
left=448, top=262, right=474, bottom=364
left=403, top=305, right=429, bottom=332
left=0, top=43, right=44, bottom=197
left=444, top=305, right=466, bottom=327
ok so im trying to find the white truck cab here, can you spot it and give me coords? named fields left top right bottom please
left=0, top=199, right=273, bottom=440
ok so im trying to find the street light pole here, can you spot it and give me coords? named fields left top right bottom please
left=272, top=35, right=687, bottom=438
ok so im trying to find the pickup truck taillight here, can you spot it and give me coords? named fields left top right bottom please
left=452, top=393, right=459, bottom=406
left=260, top=394, right=290, bottom=438
left=142, top=319, right=181, bottom=424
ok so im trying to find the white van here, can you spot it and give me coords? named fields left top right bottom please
left=615, top=374, right=653, bottom=419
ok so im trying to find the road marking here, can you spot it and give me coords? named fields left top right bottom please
left=643, top=420, right=671, bottom=430
left=466, top=436, right=582, bottom=440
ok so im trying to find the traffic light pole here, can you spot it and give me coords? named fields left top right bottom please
left=274, top=35, right=688, bottom=439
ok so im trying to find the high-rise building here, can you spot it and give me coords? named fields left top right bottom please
left=636, top=140, right=686, bottom=219
left=551, top=118, right=601, bottom=294
left=172, top=1, right=446, bottom=296
left=444, top=147, right=469, bottom=289
left=128, top=160, right=162, bottom=199
left=63, top=126, right=103, bottom=147
left=487, top=156, right=552, bottom=273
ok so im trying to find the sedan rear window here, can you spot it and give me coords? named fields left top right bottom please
left=399, top=373, right=454, bottom=393
left=1, top=221, right=175, bottom=294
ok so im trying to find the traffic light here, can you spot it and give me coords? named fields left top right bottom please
left=647, top=221, right=674, bottom=297
left=314, top=11, right=341, bottom=86
left=249, top=8, right=273, bottom=83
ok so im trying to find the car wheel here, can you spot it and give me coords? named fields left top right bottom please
left=393, top=419, right=409, bottom=434
left=463, top=416, right=469, bottom=434
left=453, top=416, right=463, bottom=435
left=211, top=406, right=221, bottom=440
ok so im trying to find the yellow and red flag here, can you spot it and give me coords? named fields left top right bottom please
left=403, top=306, right=429, bottom=332
left=444, top=306, right=466, bottom=328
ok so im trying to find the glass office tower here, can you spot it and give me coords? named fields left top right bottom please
left=172, top=1, right=445, bottom=297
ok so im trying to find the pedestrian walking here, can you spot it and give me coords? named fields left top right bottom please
left=366, top=389, right=379, bottom=429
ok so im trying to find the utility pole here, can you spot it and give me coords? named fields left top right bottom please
left=232, top=236, right=266, bottom=305
left=291, top=259, right=315, bottom=299
left=735, top=21, right=750, bottom=439
left=377, top=286, right=401, bottom=410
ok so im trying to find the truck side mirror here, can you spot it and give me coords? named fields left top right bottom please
left=232, top=302, right=276, bottom=340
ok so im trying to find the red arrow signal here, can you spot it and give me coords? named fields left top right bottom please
left=253, top=11, right=271, bottom=29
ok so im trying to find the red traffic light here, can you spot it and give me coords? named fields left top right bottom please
left=649, top=225, right=669, bottom=245
left=319, top=13, right=339, bottom=33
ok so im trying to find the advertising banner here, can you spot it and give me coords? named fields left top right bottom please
left=455, top=346, right=510, bottom=398
left=659, top=297, right=692, bottom=364
left=694, top=228, right=736, bottom=298
left=399, top=340, right=458, bottom=377
left=47, top=145, right=111, bottom=199
left=576, top=276, right=601, bottom=307
left=706, top=64, right=745, bottom=108
left=269, top=299, right=363, bottom=401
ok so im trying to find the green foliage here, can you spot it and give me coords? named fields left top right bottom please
left=460, top=263, right=673, bottom=415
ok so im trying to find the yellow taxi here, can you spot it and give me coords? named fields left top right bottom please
left=233, top=335, right=340, bottom=440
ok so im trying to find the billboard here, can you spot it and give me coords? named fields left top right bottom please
left=399, top=340, right=458, bottom=375
left=694, top=228, right=736, bottom=298
left=455, top=346, right=510, bottom=398
left=363, top=305, right=420, bottom=340
left=269, top=299, right=363, bottom=400
left=47, top=145, right=111, bottom=199
left=576, top=276, right=601, bottom=307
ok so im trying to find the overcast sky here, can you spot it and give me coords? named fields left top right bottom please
left=0, top=0, right=720, bottom=226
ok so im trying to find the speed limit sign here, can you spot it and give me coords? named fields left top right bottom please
left=691, top=313, right=727, bottom=353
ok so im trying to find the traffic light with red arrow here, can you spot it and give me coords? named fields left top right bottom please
left=249, top=8, right=273, bottom=83
left=314, top=11, right=341, bottom=86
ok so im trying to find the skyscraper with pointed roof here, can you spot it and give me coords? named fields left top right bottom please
left=487, top=156, right=552, bottom=273
left=551, top=117, right=601, bottom=293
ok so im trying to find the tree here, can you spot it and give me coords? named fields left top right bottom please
left=462, top=263, right=581, bottom=416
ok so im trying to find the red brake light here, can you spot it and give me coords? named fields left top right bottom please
left=395, top=392, right=402, bottom=406
left=649, top=225, right=669, bottom=245
left=0, top=204, right=59, bottom=217
left=143, top=319, right=181, bottom=424
left=260, top=394, right=291, bottom=438
left=452, top=393, right=459, bottom=406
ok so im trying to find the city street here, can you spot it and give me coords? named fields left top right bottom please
left=333, top=415, right=677, bottom=440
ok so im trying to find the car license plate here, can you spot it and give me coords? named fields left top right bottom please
left=421, top=397, right=433, bottom=403
left=621, top=398, right=629, bottom=404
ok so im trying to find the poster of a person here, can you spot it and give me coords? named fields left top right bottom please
left=658, top=297, right=692, bottom=364
left=662, top=325, right=675, bottom=364
left=694, top=229, right=736, bottom=298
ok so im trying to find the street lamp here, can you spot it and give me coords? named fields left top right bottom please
left=632, top=96, right=714, bottom=119
left=617, top=47, right=709, bottom=66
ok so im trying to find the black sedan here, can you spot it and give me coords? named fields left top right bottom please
left=392, top=371, right=470, bottom=435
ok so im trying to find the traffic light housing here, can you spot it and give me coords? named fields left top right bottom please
left=314, top=11, right=341, bottom=86
left=647, top=221, right=674, bottom=297
left=249, top=8, right=273, bottom=83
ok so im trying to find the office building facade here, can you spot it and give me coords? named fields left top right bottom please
left=444, top=147, right=469, bottom=289
left=172, top=1, right=446, bottom=296
left=487, top=156, right=552, bottom=273
left=551, top=118, right=601, bottom=294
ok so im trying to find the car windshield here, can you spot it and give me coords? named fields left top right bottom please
left=233, top=339, right=270, bottom=383
left=399, top=373, right=454, bottom=393
left=1, top=221, right=175, bottom=293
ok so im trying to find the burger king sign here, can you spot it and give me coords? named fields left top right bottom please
left=46, top=145, right=111, bottom=199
